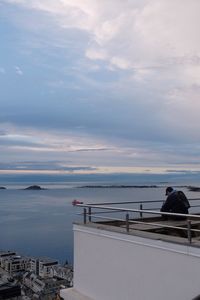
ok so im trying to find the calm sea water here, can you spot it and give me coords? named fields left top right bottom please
left=1, top=180, right=200, bottom=265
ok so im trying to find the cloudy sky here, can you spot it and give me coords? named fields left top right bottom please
left=1, top=0, right=200, bottom=176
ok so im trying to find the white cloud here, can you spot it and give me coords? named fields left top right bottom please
left=2, top=0, right=200, bottom=170
left=85, top=48, right=107, bottom=61
left=3, top=0, right=200, bottom=100
left=5, top=1, right=200, bottom=73
left=110, top=56, right=131, bottom=70
left=15, top=66, right=23, bottom=75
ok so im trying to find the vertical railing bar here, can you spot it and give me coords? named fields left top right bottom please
left=126, top=213, right=129, bottom=232
left=187, top=220, right=192, bottom=244
left=140, top=204, right=143, bottom=218
left=88, top=207, right=92, bottom=222
left=84, top=208, right=87, bottom=224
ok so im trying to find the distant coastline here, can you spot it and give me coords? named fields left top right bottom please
left=79, top=185, right=200, bottom=191
left=0, top=184, right=200, bottom=192
left=79, top=185, right=158, bottom=188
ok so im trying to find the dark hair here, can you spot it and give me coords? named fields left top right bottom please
left=165, top=186, right=173, bottom=195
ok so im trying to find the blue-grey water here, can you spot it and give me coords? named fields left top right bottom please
left=1, top=178, right=200, bottom=265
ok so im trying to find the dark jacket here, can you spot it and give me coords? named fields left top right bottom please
left=161, top=190, right=188, bottom=220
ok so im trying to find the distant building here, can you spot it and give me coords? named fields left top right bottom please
left=30, top=257, right=58, bottom=278
left=0, top=251, right=73, bottom=299
left=23, top=271, right=70, bottom=297
left=1, top=254, right=30, bottom=274
left=0, top=251, right=16, bottom=268
left=53, top=265, right=73, bottom=285
left=23, top=272, right=45, bottom=294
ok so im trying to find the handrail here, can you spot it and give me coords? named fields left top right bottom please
left=87, top=198, right=200, bottom=206
left=73, top=201, right=200, bottom=245
left=76, top=203, right=200, bottom=219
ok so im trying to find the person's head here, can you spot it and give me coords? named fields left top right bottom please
left=165, top=186, right=174, bottom=196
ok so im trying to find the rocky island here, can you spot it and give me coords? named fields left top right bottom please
left=24, top=185, right=45, bottom=190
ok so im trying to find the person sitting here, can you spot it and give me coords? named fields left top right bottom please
left=161, top=187, right=189, bottom=220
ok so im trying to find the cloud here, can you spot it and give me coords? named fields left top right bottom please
left=0, top=161, right=97, bottom=172
left=1, top=0, right=200, bottom=172
left=0, top=124, right=114, bottom=156
left=166, top=170, right=200, bottom=174
left=15, top=66, right=23, bottom=75
left=85, top=48, right=108, bottom=61
left=5, top=1, right=200, bottom=87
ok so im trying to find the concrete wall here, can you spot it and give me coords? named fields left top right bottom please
left=72, top=224, right=200, bottom=300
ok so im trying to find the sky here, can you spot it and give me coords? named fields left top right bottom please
left=1, top=0, right=200, bottom=177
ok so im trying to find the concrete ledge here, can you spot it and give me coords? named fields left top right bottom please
left=74, top=221, right=200, bottom=250
left=60, top=288, right=94, bottom=300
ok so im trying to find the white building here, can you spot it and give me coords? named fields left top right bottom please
left=30, top=257, right=58, bottom=278
left=53, top=265, right=73, bottom=285
left=23, top=271, right=70, bottom=297
left=0, top=251, right=16, bottom=268
left=1, top=254, right=30, bottom=274
left=23, top=272, right=45, bottom=294
left=61, top=202, right=200, bottom=300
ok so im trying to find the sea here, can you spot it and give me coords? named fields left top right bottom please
left=1, top=172, right=200, bottom=265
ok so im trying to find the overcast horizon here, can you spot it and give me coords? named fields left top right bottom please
left=1, top=0, right=200, bottom=176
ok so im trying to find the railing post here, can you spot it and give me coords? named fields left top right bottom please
left=140, top=204, right=143, bottom=218
left=88, top=207, right=92, bottom=222
left=83, top=208, right=87, bottom=224
left=187, top=220, right=192, bottom=244
left=126, top=213, right=129, bottom=232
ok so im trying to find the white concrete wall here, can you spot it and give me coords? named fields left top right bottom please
left=72, top=224, right=200, bottom=300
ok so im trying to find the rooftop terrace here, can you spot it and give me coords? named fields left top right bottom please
left=74, top=197, right=200, bottom=247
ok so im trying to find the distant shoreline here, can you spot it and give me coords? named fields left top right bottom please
left=79, top=185, right=200, bottom=191
left=79, top=185, right=158, bottom=188
left=1, top=184, right=200, bottom=191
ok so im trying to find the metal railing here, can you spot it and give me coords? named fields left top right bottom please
left=73, top=198, right=200, bottom=245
